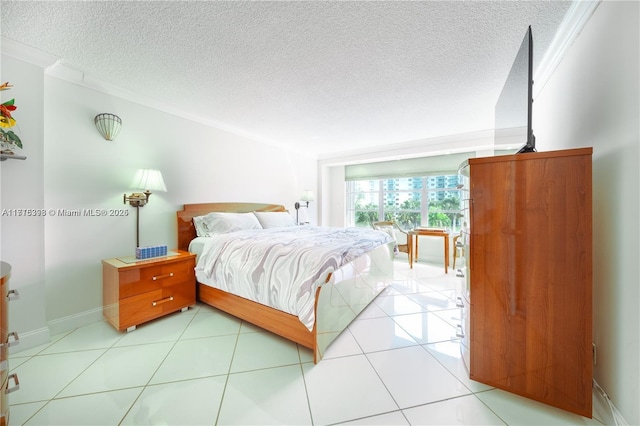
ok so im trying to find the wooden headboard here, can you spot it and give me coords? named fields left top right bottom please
left=176, top=202, right=287, bottom=251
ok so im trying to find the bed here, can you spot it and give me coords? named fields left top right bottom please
left=177, top=202, right=395, bottom=363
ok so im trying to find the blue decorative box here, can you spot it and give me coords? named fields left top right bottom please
left=136, top=245, right=168, bottom=259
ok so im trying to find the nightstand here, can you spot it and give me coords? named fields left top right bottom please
left=102, top=250, right=196, bottom=331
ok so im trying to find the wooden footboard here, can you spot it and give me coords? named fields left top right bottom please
left=177, top=203, right=395, bottom=363
left=314, top=240, right=395, bottom=360
left=198, top=282, right=316, bottom=352
left=196, top=240, right=394, bottom=363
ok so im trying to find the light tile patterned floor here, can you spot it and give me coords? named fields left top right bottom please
left=9, top=260, right=608, bottom=425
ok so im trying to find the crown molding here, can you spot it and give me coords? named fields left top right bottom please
left=533, top=0, right=601, bottom=98
left=0, top=37, right=316, bottom=159
left=44, top=61, right=299, bottom=154
left=1, top=37, right=60, bottom=68
left=318, top=129, right=497, bottom=167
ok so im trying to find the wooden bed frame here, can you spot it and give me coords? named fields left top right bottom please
left=177, top=202, right=395, bottom=363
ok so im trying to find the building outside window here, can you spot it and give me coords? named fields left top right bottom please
left=346, top=175, right=462, bottom=231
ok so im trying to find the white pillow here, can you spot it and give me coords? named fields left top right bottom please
left=253, top=211, right=297, bottom=228
left=193, top=215, right=209, bottom=237
left=193, top=212, right=262, bottom=237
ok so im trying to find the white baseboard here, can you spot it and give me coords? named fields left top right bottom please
left=9, top=326, right=50, bottom=355
left=47, top=307, right=104, bottom=337
left=10, top=307, right=104, bottom=355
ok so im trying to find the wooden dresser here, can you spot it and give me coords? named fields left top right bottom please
left=461, top=148, right=593, bottom=417
left=102, top=250, right=196, bottom=331
left=1, top=262, right=19, bottom=426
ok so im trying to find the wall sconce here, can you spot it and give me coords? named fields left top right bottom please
left=123, top=169, right=167, bottom=247
left=94, top=113, right=122, bottom=141
left=294, top=190, right=315, bottom=224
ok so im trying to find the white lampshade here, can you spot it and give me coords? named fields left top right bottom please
left=130, top=169, right=167, bottom=192
left=300, top=190, right=315, bottom=202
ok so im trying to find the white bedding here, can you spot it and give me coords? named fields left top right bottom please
left=194, top=226, right=393, bottom=330
left=188, top=236, right=209, bottom=261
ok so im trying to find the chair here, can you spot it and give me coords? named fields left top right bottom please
left=452, top=232, right=464, bottom=270
left=372, top=221, right=409, bottom=256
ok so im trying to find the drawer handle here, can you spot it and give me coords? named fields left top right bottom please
left=152, top=272, right=174, bottom=281
left=456, top=297, right=464, bottom=308
left=456, top=324, right=465, bottom=338
left=5, top=373, right=19, bottom=394
left=152, top=296, right=174, bottom=307
left=6, top=289, right=19, bottom=301
left=7, top=331, right=19, bottom=347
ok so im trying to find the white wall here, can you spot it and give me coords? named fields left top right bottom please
left=533, top=1, right=639, bottom=424
left=321, top=165, right=346, bottom=227
left=0, top=56, right=48, bottom=345
left=1, top=53, right=317, bottom=348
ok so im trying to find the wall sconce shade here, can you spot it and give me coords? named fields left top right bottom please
left=94, top=113, right=122, bottom=141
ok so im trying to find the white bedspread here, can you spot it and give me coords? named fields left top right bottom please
left=194, top=226, right=393, bottom=330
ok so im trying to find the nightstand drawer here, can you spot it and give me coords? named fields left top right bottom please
left=102, top=250, right=197, bottom=331
left=118, top=281, right=195, bottom=329
left=118, top=260, right=194, bottom=298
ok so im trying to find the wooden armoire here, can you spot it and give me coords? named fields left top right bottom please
left=460, top=148, right=593, bottom=417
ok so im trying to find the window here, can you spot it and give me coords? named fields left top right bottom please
left=346, top=174, right=462, bottom=231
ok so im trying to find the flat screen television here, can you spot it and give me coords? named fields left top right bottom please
left=494, top=26, right=535, bottom=153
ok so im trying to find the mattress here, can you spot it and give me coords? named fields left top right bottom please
left=193, top=226, right=392, bottom=330
left=188, top=236, right=209, bottom=261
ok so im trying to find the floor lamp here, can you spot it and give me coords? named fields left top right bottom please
left=123, top=169, right=167, bottom=248
left=294, top=190, right=315, bottom=225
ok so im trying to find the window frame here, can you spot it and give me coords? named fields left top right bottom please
left=346, top=174, right=462, bottom=231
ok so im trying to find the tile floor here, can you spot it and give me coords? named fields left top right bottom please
left=9, top=260, right=610, bottom=425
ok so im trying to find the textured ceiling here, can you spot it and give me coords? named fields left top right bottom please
left=1, top=1, right=573, bottom=157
